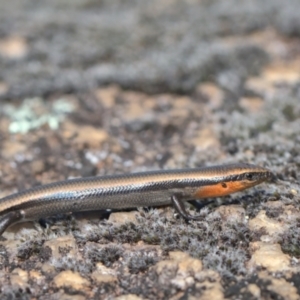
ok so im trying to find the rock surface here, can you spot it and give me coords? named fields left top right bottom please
left=0, top=1, right=300, bottom=299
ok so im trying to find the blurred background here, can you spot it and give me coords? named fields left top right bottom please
left=0, top=1, right=300, bottom=299
left=1, top=0, right=300, bottom=98
left=1, top=0, right=299, bottom=183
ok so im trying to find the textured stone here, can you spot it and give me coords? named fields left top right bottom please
left=91, top=273, right=117, bottom=284
left=197, top=82, right=224, bottom=110
left=44, top=236, right=76, bottom=259
left=0, top=36, right=28, bottom=59
left=1, top=140, right=27, bottom=159
left=155, top=260, right=177, bottom=275
left=191, top=128, right=220, bottom=151
left=248, top=242, right=290, bottom=272
left=10, top=268, right=28, bottom=289
left=248, top=210, right=287, bottom=240
left=169, top=251, right=203, bottom=275
left=247, top=284, right=261, bottom=298
left=281, top=205, right=300, bottom=223
left=63, top=122, right=108, bottom=147
left=267, top=278, right=299, bottom=300
left=53, top=270, right=90, bottom=290
left=108, top=211, right=138, bottom=225
left=91, top=262, right=117, bottom=284
left=240, top=97, right=264, bottom=113
left=95, top=85, right=119, bottom=108
left=53, top=293, right=86, bottom=300
left=29, top=270, right=44, bottom=284
left=31, top=160, right=45, bottom=174
left=156, top=251, right=203, bottom=290
left=216, top=205, right=246, bottom=223
left=197, top=281, right=224, bottom=300
left=114, top=295, right=143, bottom=300
left=262, top=62, right=300, bottom=84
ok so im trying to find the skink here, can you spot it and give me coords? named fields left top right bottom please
left=0, top=163, right=274, bottom=236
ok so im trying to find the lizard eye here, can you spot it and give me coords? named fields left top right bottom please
left=245, top=173, right=254, bottom=181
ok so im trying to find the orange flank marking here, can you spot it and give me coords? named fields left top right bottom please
left=193, top=181, right=247, bottom=198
